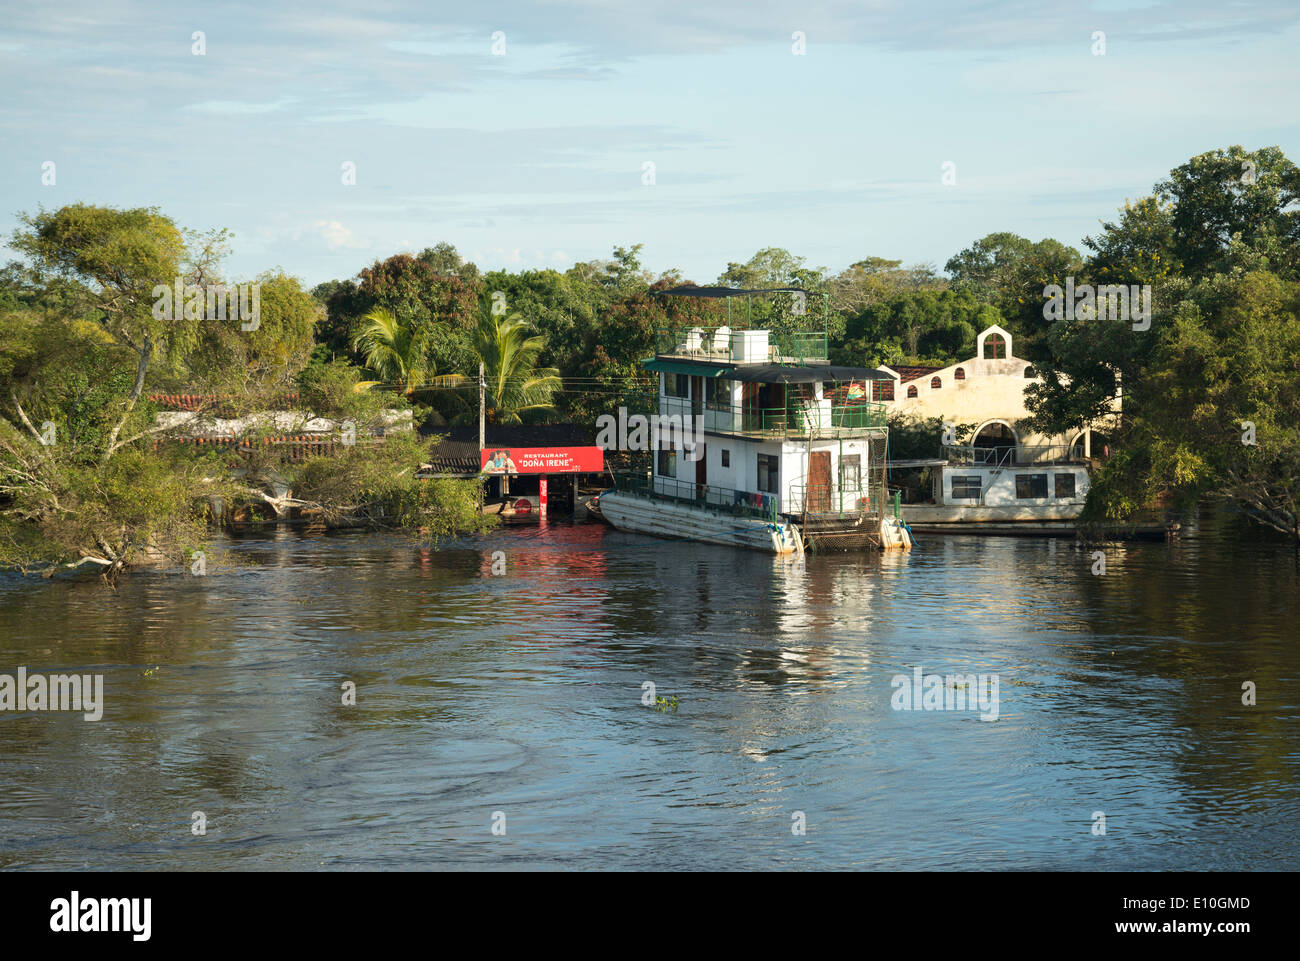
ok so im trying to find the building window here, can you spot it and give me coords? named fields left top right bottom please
left=951, top=475, right=982, bottom=500
left=657, top=449, right=676, bottom=478
left=984, top=335, right=1007, bottom=359
left=1024, top=365, right=1035, bottom=378
left=954, top=367, right=965, bottom=380
left=1015, top=473, right=1048, bottom=499
left=663, top=373, right=688, bottom=398
left=930, top=376, right=942, bottom=389
left=907, top=385, right=918, bottom=398
left=721, top=449, right=730, bottom=468
left=1054, top=473, right=1076, bottom=499
left=840, top=454, right=861, bottom=492
left=757, top=454, right=779, bottom=494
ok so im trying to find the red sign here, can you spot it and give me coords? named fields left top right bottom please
left=480, top=447, right=603, bottom=474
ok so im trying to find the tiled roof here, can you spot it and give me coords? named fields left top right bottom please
left=889, top=365, right=941, bottom=384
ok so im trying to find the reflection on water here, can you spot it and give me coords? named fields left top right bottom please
left=1, top=511, right=1297, bottom=870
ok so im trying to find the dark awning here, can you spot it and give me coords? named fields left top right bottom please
left=725, top=365, right=895, bottom=384
left=642, top=358, right=734, bottom=376
left=652, top=285, right=810, bottom=298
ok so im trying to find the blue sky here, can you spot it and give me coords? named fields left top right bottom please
left=2, top=0, right=1298, bottom=287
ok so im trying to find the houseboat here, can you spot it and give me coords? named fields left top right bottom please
left=596, top=286, right=913, bottom=554
left=892, top=444, right=1092, bottom=536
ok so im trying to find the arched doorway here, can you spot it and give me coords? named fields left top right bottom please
left=973, top=421, right=1018, bottom=463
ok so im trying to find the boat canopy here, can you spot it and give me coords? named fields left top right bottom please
left=642, top=358, right=733, bottom=376
left=726, top=364, right=894, bottom=384
left=653, top=285, right=809, bottom=298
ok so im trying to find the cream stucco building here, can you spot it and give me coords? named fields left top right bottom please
left=871, top=325, right=1117, bottom=460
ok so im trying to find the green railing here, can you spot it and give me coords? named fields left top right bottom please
left=706, top=401, right=887, bottom=438
left=611, top=472, right=780, bottom=523
left=653, top=326, right=828, bottom=365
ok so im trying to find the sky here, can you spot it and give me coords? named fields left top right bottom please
left=1, top=0, right=1298, bottom=288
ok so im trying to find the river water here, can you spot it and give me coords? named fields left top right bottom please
left=1, top=512, right=1297, bottom=870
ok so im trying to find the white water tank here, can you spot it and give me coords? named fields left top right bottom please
left=730, top=329, right=769, bottom=363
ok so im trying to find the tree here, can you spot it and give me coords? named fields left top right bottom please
left=1158, top=145, right=1300, bottom=281
left=464, top=311, right=561, bottom=424
left=1081, top=269, right=1300, bottom=541
left=946, top=233, right=1083, bottom=358
left=352, top=307, right=466, bottom=399
left=1022, top=147, right=1300, bottom=541
left=8, top=204, right=215, bottom=464
left=832, top=288, right=994, bottom=368
left=1, top=205, right=489, bottom=576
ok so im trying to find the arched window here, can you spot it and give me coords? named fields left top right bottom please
left=954, top=367, right=965, bottom=380
left=1024, top=365, right=1035, bottom=378
left=930, top=376, right=942, bottom=389
left=907, top=385, right=918, bottom=398
left=983, top=335, right=1007, bottom=359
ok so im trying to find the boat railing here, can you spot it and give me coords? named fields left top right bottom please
left=654, top=326, right=829, bottom=365
left=943, top=444, right=1088, bottom=467
left=658, top=395, right=887, bottom=439
left=611, top=471, right=780, bottom=523
left=787, top=483, right=879, bottom=518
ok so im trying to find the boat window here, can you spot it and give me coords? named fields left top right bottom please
left=1015, top=473, right=1048, bottom=499
left=757, top=454, right=779, bottom=494
left=657, top=449, right=676, bottom=478
left=1054, top=473, right=1076, bottom=499
left=951, top=475, right=982, bottom=499
left=721, top=449, right=730, bottom=468
left=840, top=454, right=861, bottom=492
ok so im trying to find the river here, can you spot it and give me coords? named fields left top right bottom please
left=1, top=511, right=1297, bottom=870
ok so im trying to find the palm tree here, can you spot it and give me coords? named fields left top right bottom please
left=467, top=312, right=562, bottom=424
left=352, top=307, right=466, bottom=398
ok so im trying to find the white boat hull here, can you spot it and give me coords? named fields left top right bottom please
left=597, top=492, right=803, bottom=555
left=901, top=502, right=1082, bottom=535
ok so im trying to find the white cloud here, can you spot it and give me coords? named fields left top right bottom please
left=313, top=220, right=368, bottom=250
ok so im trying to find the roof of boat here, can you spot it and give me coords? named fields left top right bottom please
left=642, top=356, right=893, bottom=382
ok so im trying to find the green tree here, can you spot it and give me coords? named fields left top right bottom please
left=352, top=307, right=467, bottom=399
left=463, top=312, right=561, bottom=424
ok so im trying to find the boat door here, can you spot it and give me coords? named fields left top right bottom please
left=808, top=451, right=832, bottom=512
left=742, top=382, right=761, bottom=431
